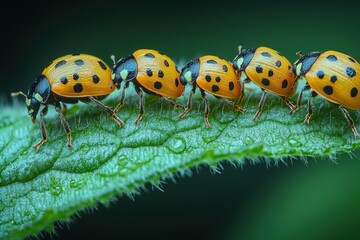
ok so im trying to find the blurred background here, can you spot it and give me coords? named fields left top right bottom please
left=2, top=0, right=360, bottom=239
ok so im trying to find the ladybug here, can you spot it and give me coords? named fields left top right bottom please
left=179, top=55, right=246, bottom=127
left=292, top=50, right=360, bottom=138
left=233, top=46, right=297, bottom=120
left=111, top=49, right=185, bottom=124
left=11, top=53, right=124, bottom=150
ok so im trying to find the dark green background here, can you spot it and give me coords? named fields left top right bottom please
left=2, top=1, right=360, bottom=239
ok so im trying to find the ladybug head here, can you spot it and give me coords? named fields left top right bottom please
left=12, top=75, right=51, bottom=122
left=111, top=54, right=137, bottom=88
left=293, top=51, right=322, bottom=78
left=179, top=58, right=200, bottom=86
left=233, top=48, right=256, bottom=71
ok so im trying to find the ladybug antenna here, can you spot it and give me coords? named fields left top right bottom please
left=110, top=55, right=116, bottom=66
left=238, top=45, right=243, bottom=53
left=296, top=51, right=303, bottom=57
left=11, top=91, right=27, bottom=98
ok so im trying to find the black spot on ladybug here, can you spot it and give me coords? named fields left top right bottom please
left=215, top=76, right=221, bottom=82
left=349, top=57, right=356, bottom=63
left=323, top=85, right=333, bottom=95
left=346, top=67, right=356, bottom=77
left=92, top=75, right=100, bottom=84
left=222, top=65, right=228, bottom=72
left=282, top=79, right=288, bottom=88
left=73, top=73, right=79, bottom=80
left=351, top=87, right=358, bottom=97
left=261, top=78, right=270, bottom=86
left=212, top=85, right=220, bottom=92
left=256, top=65, right=263, bottom=73
left=55, top=60, right=66, bottom=68
left=261, top=52, right=271, bottom=58
left=60, top=76, right=68, bottom=84
left=268, top=69, right=274, bottom=77
left=73, top=83, right=83, bottom=93
left=175, top=78, right=179, bottom=87
left=145, top=53, right=155, bottom=58
left=98, top=61, right=107, bottom=70
left=330, top=75, right=337, bottom=83
left=207, top=59, right=217, bottom=64
left=158, top=70, right=164, bottom=78
left=205, top=74, right=211, bottom=82
left=164, top=60, right=169, bottom=67
left=75, top=59, right=84, bottom=66
left=327, top=55, right=338, bottom=62
left=154, top=81, right=162, bottom=89
left=317, top=70, right=325, bottom=79
left=275, top=60, right=282, bottom=67
left=288, top=65, right=291, bottom=70
left=229, top=81, right=234, bottom=90
left=146, top=69, right=153, bottom=77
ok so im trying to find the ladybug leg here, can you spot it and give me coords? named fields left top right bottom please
left=134, top=86, right=145, bottom=125
left=291, top=83, right=311, bottom=114
left=159, top=96, right=184, bottom=110
left=61, top=103, right=67, bottom=116
left=200, top=89, right=211, bottom=128
left=33, top=106, right=48, bottom=150
left=220, top=98, right=246, bottom=113
left=304, top=91, right=318, bottom=124
left=233, top=77, right=251, bottom=112
left=114, top=82, right=129, bottom=113
left=339, top=105, right=359, bottom=138
left=282, top=97, right=296, bottom=112
left=242, top=78, right=253, bottom=92
left=233, top=78, right=247, bottom=112
left=253, top=89, right=267, bottom=121
left=179, top=84, right=197, bottom=119
left=88, top=97, right=124, bottom=127
left=55, top=102, right=72, bottom=148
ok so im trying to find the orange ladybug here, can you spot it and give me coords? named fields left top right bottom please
left=179, top=55, right=246, bottom=127
left=111, top=49, right=184, bottom=124
left=293, top=50, right=360, bottom=138
left=233, top=46, right=297, bottom=120
left=11, top=53, right=124, bottom=150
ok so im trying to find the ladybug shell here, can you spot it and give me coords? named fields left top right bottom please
left=245, top=47, right=296, bottom=97
left=303, top=50, right=360, bottom=110
left=133, top=49, right=184, bottom=98
left=43, top=54, right=114, bottom=98
left=197, top=55, right=242, bottom=99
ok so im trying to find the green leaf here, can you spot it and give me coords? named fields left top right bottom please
left=1, top=82, right=359, bottom=239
